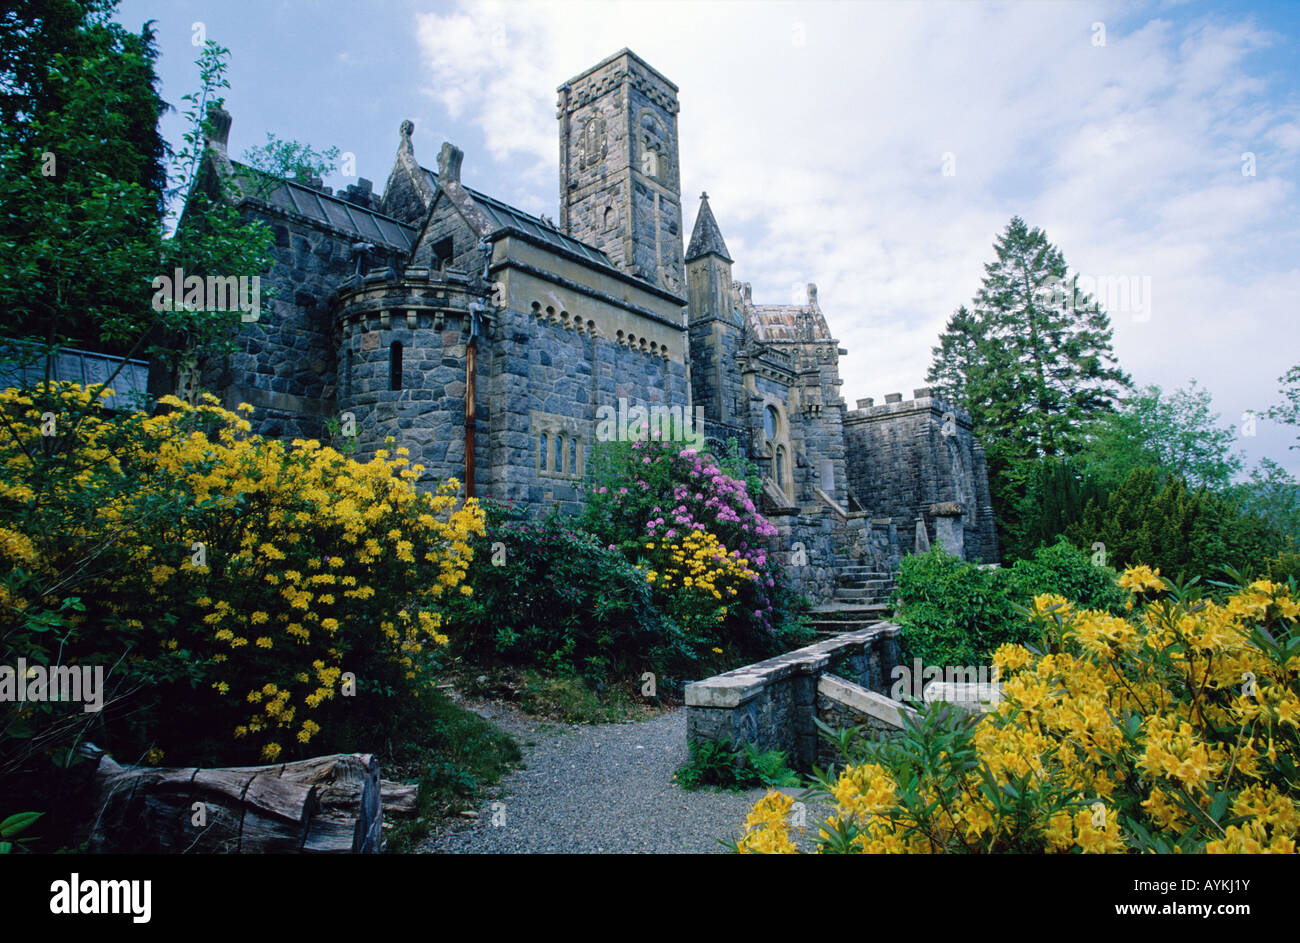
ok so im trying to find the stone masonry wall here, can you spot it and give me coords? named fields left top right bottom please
left=206, top=206, right=356, bottom=441
left=843, top=389, right=999, bottom=564
left=486, top=300, right=689, bottom=517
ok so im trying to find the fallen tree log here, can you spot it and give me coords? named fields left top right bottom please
left=80, top=744, right=384, bottom=853
left=380, top=779, right=419, bottom=819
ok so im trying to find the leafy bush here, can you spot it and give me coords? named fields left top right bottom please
left=1267, top=550, right=1300, bottom=586
left=891, top=549, right=1022, bottom=668
left=893, top=540, right=1123, bottom=668
left=676, top=740, right=800, bottom=792
left=1002, top=538, right=1126, bottom=612
left=443, top=500, right=672, bottom=684
left=1063, top=467, right=1280, bottom=583
left=0, top=384, right=484, bottom=772
left=737, top=566, right=1300, bottom=853
left=581, top=437, right=810, bottom=668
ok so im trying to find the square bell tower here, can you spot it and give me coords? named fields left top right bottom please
left=557, top=49, right=685, bottom=297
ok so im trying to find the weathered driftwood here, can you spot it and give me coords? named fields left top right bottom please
left=81, top=744, right=384, bottom=853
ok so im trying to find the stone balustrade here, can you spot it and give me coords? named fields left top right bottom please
left=685, top=623, right=901, bottom=771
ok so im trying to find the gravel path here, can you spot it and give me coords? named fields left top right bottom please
left=421, top=703, right=821, bottom=854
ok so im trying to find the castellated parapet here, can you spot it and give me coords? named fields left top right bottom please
left=843, top=388, right=999, bottom=564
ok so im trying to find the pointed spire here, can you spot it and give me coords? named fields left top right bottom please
left=686, top=192, right=732, bottom=263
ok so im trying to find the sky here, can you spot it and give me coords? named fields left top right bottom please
left=116, top=0, right=1300, bottom=477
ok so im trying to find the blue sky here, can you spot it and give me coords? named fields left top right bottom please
left=116, top=0, right=1300, bottom=476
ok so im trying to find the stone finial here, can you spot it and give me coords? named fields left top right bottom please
left=205, top=104, right=232, bottom=149
left=437, top=141, right=463, bottom=184
left=400, top=119, right=415, bottom=140
left=807, top=283, right=818, bottom=306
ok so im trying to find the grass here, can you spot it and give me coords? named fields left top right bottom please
left=377, top=690, right=521, bottom=853
left=446, top=663, right=669, bottom=725
left=518, top=670, right=662, bottom=724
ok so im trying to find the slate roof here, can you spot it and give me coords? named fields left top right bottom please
left=685, top=193, right=731, bottom=262
left=421, top=168, right=617, bottom=271
left=234, top=163, right=417, bottom=252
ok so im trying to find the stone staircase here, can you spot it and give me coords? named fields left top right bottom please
left=807, top=562, right=896, bottom=638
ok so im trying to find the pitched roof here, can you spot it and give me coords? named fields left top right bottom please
left=685, top=193, right=731, bottom=263
left=232, top=163, right=417, bottom=252
left=421, top=168, right=616, bottom=271
left=747, top=304, right=834, bottom=344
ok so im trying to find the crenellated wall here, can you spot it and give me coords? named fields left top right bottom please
left=843, top=388, right=999, bottom=564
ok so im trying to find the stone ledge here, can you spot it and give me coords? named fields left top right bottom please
left=818, top=674, right=918, bottom=729
left=684, top=623, right=899, bottom=709
left=923, top=681, right=1002, bottom=713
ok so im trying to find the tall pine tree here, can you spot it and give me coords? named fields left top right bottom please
left=928, top=217, right=1131, bottom=555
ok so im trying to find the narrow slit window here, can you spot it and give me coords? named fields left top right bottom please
left=389, top=341, right=403, bottom=391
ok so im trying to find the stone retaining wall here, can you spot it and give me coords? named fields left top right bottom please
left=684, top=623, right=901, bottom=771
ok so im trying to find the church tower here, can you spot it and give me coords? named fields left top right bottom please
left=557, top=49, right=685, bottom=297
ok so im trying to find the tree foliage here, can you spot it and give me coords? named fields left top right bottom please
left=1076, top=381, right=1243, bottom=491
left=927, top=217, right=1130, bottom=552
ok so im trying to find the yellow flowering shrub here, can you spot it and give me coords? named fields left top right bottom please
left=735, top=566, right=1299, bottom=853
left=643, top=530, right=758, bottom=629
left=1, top=383, right=484, bottom=768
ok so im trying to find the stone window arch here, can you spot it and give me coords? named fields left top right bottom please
left=760, top=399, right=795, bottom=501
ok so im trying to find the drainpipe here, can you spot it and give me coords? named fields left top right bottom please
left=464, top=236, right=494, bottom=499
left=465, top=300, right=485, bottom=498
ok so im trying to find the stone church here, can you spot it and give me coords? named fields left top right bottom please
left=191, top=48, right=998, bottom=605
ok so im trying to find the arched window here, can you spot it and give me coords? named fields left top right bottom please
left=604, top=206, right=616, bottom=231
left=389, top=341, right=403, bottom=391
left=569, top=437, right=578, bottom=476
left=764, top=405, right=779, bottom=441
left=538, top=433, right=548, bottom=470
left=775, top=446, right=787, bottom=488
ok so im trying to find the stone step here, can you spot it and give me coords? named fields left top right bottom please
left=833, top=589, right=892, bottom=601
left=810, top=602, right=893, bottom=619
left=835, top=568, right=892, bottom=579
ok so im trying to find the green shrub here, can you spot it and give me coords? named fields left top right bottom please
left=1266, top=549, right=1300, bottom=586
left=1003, top=538, right=1125, bottom=612
left=444, top=500, right=673, bottom=684
left=1063, top=467, right=1280, bottom=584
left=675, top=740, right=800, bottom=791
left=891, top=549, right=1022, bottom=667
left=893, top=540, right=1124, bottom=667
